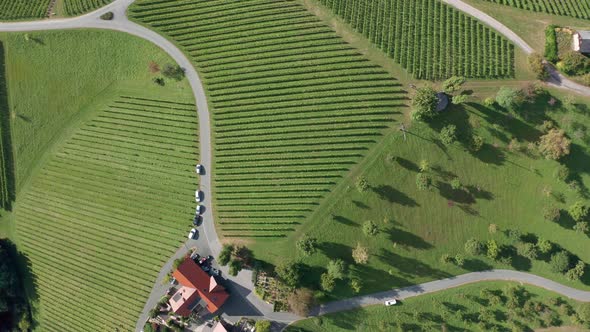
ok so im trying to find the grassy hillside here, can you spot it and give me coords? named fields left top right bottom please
left=288, top=281, right=586, bottom=331
left=129, top=0, right=406, bottom=239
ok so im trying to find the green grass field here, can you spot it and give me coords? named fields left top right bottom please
left=288, top=281, right=585, bottom=331
left=129, top=0, right=406, bottom=239
left=0, top=30, right=197, bottom=330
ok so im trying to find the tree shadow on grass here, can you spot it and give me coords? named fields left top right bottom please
left=462, top=258, right=493, bottom=272
left=437, top=182, right=475, bottom=204
left=331, top=214, right=355, bottom=227
left=0, top=43, right=15, bottom=210
left=319, top=242, right=352, bottom=262
left=556, top=211, right=576, bottom=229
left=376, top=248, right=451, bottom=280
left=351, top=200, right=369, bottom=209
left=371, top=185, right=419, bottom=207
left=396, top=157, right=419, bottom=172
left=386, top=227, right=433, bottom=250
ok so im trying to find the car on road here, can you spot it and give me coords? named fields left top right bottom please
left=198, top=257, right=208, bottom=265
left=196, top=205, right=204, bottom=215
left=195, top=164, right=203, bottom=174
left=193, top=215, right=201, bottom=226
left=188, top=228, right=197, bottom=240
left=385, top=299, right=398, bottom=306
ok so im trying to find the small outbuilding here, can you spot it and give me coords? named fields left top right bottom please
left=573, top=30, right=590, bottom=54
left=436, top=92, right=449, bottom=112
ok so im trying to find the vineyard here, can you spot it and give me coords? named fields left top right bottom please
left=64, top=0, right=112, bottom=16
left=129, top=0, right=405, bottom=239
left=0, top=0, right=50, bottom=20
left=480, top=0, right=590, bottom=19
left=318, top=0, right=515, bottom=80
left=14, top=92, right=198, bottom=331
left=0, top=43, right=13, bottom=210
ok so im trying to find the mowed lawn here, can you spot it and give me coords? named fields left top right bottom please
left=0, top=30, right=198, bottom=330
left=288, top=281, right=584, bottom=331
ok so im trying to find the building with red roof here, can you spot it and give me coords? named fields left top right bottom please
left=169, top=256, right=229, bottom=316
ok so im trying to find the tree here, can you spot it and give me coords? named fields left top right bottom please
left=578, top=303, right=590, bottom=326
left=486, top=240, right=500, bottom=260
left=173, top=257, right=185, bottom=269
left=554, top=164, right=570, bottom=182
left=18, top=312, right=31, bottom=331
left=350, top=278, right=362, bottom=293
left=419, top=159, right=430, bottom=172
left=416, top=173, right=432, bottom=191
left=275, top=261, right=301, bottom=288
left=287, top=288, right=315, bottom=317
left=569, top=201, right=589, bottom=222
left=362, top=220, right=378, bottom=236
left=218, top=244, right=233, bottom=266
left=296, top=234, right=318, bottom=256
left=439, top=125, right=457, bottom=145
left=162, top=63, right=185, bottom=81
left=442, top=76, right=466, bottom=94
left=566, top=260, right=586, bottom=281
left=537, top=238, right=553, bottom=254
left=411, top=86, right=438, bottom=121
left=149, top=308, right=159, bottom=319
left=450, top=178, right=461, bottom=190
left=516, top=242, right=538, bottom=260
left=228, top=259, right=243, bottom=276
left=451, top=94, right=469, bottom=105
left=543, top=205, right=561, bottom=222
left=327, top=259, right=346, bottom=279
left=484, top=97, right=495, bottom=107
left=355, top=176, right=368, bottom=193
left=538, top=129, right=571, bottom=160
left=454, top=254, right=465, bottom=267
left=465, top=238, right=484, bottom=256
left=255, top=320, right=271, bottom=332
left=528, top=53, right=549, bottom=80
left=495, top=87, right=523, bottom=110
left=550, top=251, right=570, bottom=273
left=469, top=135, right=484, bottom=152
left=320, top=272, right=335, bottom=292
left=574, top=221, right=589, bottom=234
left=560, top=51, right=590, bottom=75
left=352, top=243, right=369, bottom=264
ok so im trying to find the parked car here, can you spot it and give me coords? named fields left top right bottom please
left=193, top=215, right=201, bottom=226
left=188, top=228, right=197, bottom=240
left=190, top=251, right=200, bottom=260
left=195, top=164, right=203, bottom=174
left=170, top=277, right=177, bottom=285
left=202, top=265, right=211, bottom=272
left=199, top=257, right=208, bottom=265
left=385, top=299, right=398, bottom=306
left=195, top=190, right=202, bottom=203
left=210, top=268, right=220, bottom=277
left=196, top=205, right=204, bottom=215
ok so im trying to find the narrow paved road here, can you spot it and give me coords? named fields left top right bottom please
left=2, top=2, right=590, bottom=332
left=443, top=0, right=590, bottom=95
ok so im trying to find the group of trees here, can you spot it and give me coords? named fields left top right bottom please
left=0, top=240, right=31, bottom=332
left=411, top=76, right=467, bottom=121
left=151, top=63, right=185, bottom=86
left=218, top=244, right=253, bottom=276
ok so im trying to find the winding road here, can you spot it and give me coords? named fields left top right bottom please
left=0, top=1, right=589, bottom=331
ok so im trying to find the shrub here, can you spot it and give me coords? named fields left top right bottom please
left=452, top=94, right=469, bottom=105
left=100, top=12, right=114, bottom=20
left=275, top=262, right=301, bottom=288
left=442, top=76, right=466, bottom=94
left=450, top=178, right=461, bottom=190
left=516, top=242, right=538, bottom=260
left=543, top=206, right=561, bottom=222
left=465, top=238, right=484, bottom=256
left=537, top=238, right=553, bottom=254
left=148, top=308, right=159, bottom=319
left=506, top=229, right=522, bottom=243
left=320, top=272, right=335, bottom=292
left=153, top=77, right=165, bottom=86
left=578, top=303, right=590, bottom=326
left=440, top=253, right=453, bottom=264
left=538, top=129, right=571, bottom=160
left=454, top=254, right=465, bottom=267
left=296, top=234, right=318, bottom=256
left=488, top=223, right=499, bottom=234
left=352, top=243, right=369, bottom=264
left=287, top=288, right=315, bottom=317
left=419, top=159, right=430, bottom=172
left=439, top=125, right=457, bottom=145
left=496, top=87, right=523, bottom=110
left=218, top=244, right=233, bottom=266
left=255, top=320, right=271, bottom=332
left=544, top=25, right=558, bottom=63
left=561, top=51, right=590, bottom=75
left=355, top=176, right=368, bottom=193
left=569, top=201, right=589, bottom=222
left=362, top=220, right=378, bottom=236
left=484, top=97, right=495, bottom=107
left=528, top=53, right=549, bottom=80
left=162, top=64, right=185, bottom=81
left=550, top=251, right=570, bottom=273
left=350, top=278, right=362, bottom=293
left=554, top=164, right=570, bottom=182
left=486, top=240, right=500, bottom=260
left=469, top=135, right=484, bottom=152
left=411, top=86, right=438, bottom=121
left=566, top=260, right=586, bottom=281
left=416, top=173, right=432, bottom=191
left=574, top=221, right=589, bottom=233
left=326, top=259, right=346, bottom=279
left=228, top=259, right=243, bottom=276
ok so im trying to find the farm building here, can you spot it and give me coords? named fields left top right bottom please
left=573, top=30, right=590, bottom=53
left=169, top=256, right=229, bottom=316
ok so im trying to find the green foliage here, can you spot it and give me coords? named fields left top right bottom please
left=465, top=238, right=485, bottom=256
left=255, top=320, right=271, bottom=332
left=454, top=254, right=465, bottom=267
left=355, top=176, right=369, bottom=193
left=550, top=251, right=571, bottom=273
left=327, top=259, right=347, bottom=279
left=100, top=12, right=114, bottom=20
left=411, top=86, right=438, bottom=121
left=229, top=259, right=243, bottom=276
left=484, top=97, right=495, bottom=107
left=560, top=51, right=590, bottom=76
left=173, top=257, right=184, bottom=270
left=439, top=125, right=457, bottom=145
left=543, top=206, right=561, bottom=222
left=296, top=234, right=318, bottom=256
left=450, top=178, right=461, bottom=190
left=275, top=262, right=301, bottom=288
left=148, top=308, right=158, bottom=319
left=320, top=272, right=335, bottom=292
left=143, top=323, right=156, bottom=332
left=574, top=221, right=589, bottom=234
left=362, top=220, right=378, bottom=236
left=451, top=94, right=469, bottom=105
left=565, top=260, right=585, bottom=281
left=528, top=53, right=548, bottom=80
left=161, top=63, right=185, bottom=81
left=218, top=244, right=233, bottom=266
left=569, top=201, right=589, bottom=222
left=516, top=242, right=538, bottom=260
left=495, top=87, right=523, bottom=110
left=578, top=303, right=590, bottom=326
left=486, top=240, right=500, bottom=260
left=415, top=173, right=432, bottom=191
left=554, top=164, right=570, bottom=182
left=544, top=25, right=558, bottom=63
left=442, top=76, right=466, bottom=94
left=352, top=243, right=369, bottom=264
left=469, top=134, right=484, bottom=152
left=538, top=129, right=571, bottom=160
left=440, top=253, right=453, bottom=264
left=350, top=278, right=362, bottom=293
left=537, top=238, right=553, bottom=254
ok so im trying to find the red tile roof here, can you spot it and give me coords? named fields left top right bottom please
left=171, top=256, right=229, bottom=314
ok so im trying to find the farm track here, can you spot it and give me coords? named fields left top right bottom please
left=0, top=1, right=590, bottom=332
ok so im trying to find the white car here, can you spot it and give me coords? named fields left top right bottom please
left=188, top=228, right=197, bottom=239
left=196, top=205, right=204, bottom=214
left=385, top=299, right=397, bottom=306
left=195, top=190, right=201, bottom=203
left=195, top=164, right=203, bottom=174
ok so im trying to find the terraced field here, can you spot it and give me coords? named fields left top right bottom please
left=0, top=0, right=50, bottom=20
left=14, top=91, right=198, bottom=331
left=318, top=0, right=515, bottom=80
left=480, top=0, right=590, bottom=19
left=129, top=0, right=406, bottom=239
left=64, top=0, right=112, bottom=16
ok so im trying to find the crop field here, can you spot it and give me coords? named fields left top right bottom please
left=480, top=0, right=590, bottom=19
left=64, top=0, right=112, bottom=16
left=13, top=91, right=198, bottom=331
left=0, top=0, right=50, bottom=20
left=318, top=0, right=515, bottom=80
left=0, top=43, right=13, bottom=210
left=130, top=0, right=406, bottom=239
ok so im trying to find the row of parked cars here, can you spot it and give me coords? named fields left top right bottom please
left=189, top=164, right=205, bottom=240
